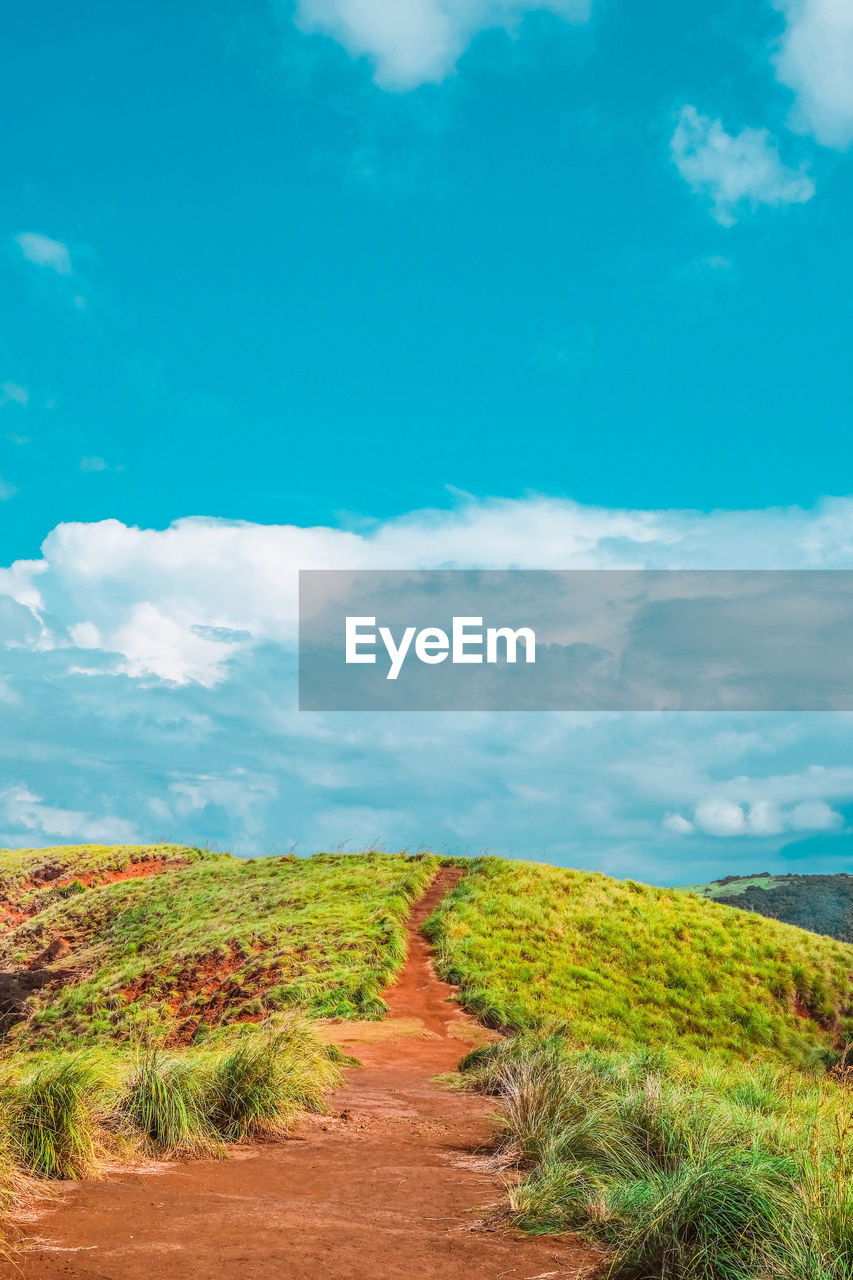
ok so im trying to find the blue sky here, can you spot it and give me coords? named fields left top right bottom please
left=3, top=0, right=853, bottom=878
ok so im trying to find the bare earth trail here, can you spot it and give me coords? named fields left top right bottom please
left=3, top=869, right=597, bottom=1280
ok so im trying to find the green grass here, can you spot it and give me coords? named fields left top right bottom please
left=0, top=844, right=210, bottom=919
left=1, top=851, right=439, bottom=1048
left=6, top=1053, right=104, bottom=1179
left=463, top=1035, right=853, bottom=1280
left=0, top=1014, right=342, bottom=1191
left=426, top=856, right=853, bottom=1066
left=432, top=857, right=853, bottom=1274
left=118, top=1048, right=217, bottom=1156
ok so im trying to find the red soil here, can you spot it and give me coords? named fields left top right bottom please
left=120, top=940, right=279, bottom=1045
left=3, top=868, right=601, bottom=1280
left=0, top=858, right=186, bottom=932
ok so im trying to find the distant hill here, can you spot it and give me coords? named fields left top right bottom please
left=679, top=871, right=853, bottom=942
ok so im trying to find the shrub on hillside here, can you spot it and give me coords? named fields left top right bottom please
left=119, top=1049, right=217, bottom=1156
left=204, top=1019, right=341, bottom=1141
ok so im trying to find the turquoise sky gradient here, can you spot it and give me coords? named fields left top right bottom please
left=3, top=1, right=853, bottom=876
left=3, top=0, right=853, bottom=558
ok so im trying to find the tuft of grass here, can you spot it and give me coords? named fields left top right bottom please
left=8, top=1055, right=103, bottom=1179
left=468, top=1035, right=853, bottom=1280
left=603, top=1148, right=797, bottom=1280
left=0, top=1024, right=347, bottom=1259
left=204, top=1018, right=342, bottom=1141
left=119, top=1049, right=217, bottom=1156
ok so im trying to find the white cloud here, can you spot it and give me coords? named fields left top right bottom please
left=668, top=786, right=845, bottom=839
left=789, top=798, right=843, bottom=830
left=693, top=797, right=749, bottom=836
left=80, top=456, right=111, bottom=473
left=0, top=784, right=135, bottom=844
left=774, top=0, right=853, bottom=149
left=663, top=812, right=694, bottom=834
left=671, top=106, right=815, bottom=225
left=14, top=232, right=72, bottom=275
left=69, top=622, right=101, bottom=649
left=0, top=477, right=16, bottom=502
left=1, top=495, right=853, bottom=871
left=0, top=383, right=29, bottom=409
left=292, top=0, right=589, bottom=90
left=111, top=602, right=247, bottom=685
left=6, top=494, right=853, bottom=686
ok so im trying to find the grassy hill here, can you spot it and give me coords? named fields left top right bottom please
left=2, top=845, right=853, bottom=1277
left=426, top=856, right=853, bottom=1066
left=3, top=846, right=852, bottom=1068
left=426, top=858, right=853, bottom=1276
left=0, top=842, right=207, bottom=929
left=0, top=846, right=438, bottom=1048
left=679, top=871, right=853, bottom=943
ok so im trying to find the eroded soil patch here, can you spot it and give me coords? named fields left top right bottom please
left=0, top=856, right=190, bottom=1031
left=1, top=868, right=601, bottom=1280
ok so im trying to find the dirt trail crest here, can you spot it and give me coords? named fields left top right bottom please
left=3, top=867, right=597, bottom=1280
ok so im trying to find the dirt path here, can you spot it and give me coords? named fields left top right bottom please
left=3, top=869, right=597, bottom=1280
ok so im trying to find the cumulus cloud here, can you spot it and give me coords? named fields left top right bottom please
left=665, top=769, right=847, bottom=838
left=292, top=0, right=589, bottom=90
left=14, top=232, right=72, bottom=275
left=683, top=796, right=843, bottom=837
left=671, top=106, right=815, bottom=225
left=774, top=0, right=853, bottom=149
left=2, top=495, right=853, bottom=868
left=6, top=494, right=853, bottom=685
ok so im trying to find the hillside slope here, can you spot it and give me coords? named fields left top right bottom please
left=680, top=871, right=853, bottom=942
left=0, top=842, right=208, bottom=929
left=427, top=856, right=853, bottom=1066
left=0, top=850, right=437, bottom=1047
left=4, top=846, right=853, bottom=1071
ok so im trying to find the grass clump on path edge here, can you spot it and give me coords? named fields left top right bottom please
left=204, top=1019, right=340, bottom=1140
left=0, top=1016, right=343, bottom=1255
left=464, top=1034, right=853, bottom=1280
left=119, top=1049, right=216, bottom=1157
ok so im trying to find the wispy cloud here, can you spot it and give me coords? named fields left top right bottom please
left=292, top=0, right=590, bottom=91
left=0, top=784, right=135, bottom=844
left=0, top=382, right=29, bottom=409
left=0, top=476, right=16, bottom=502
left=14, top=231, right=72, bottom=275
left=671, top=106, right=815, bottom=225
left=774, top=0, right=853, bottom=149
